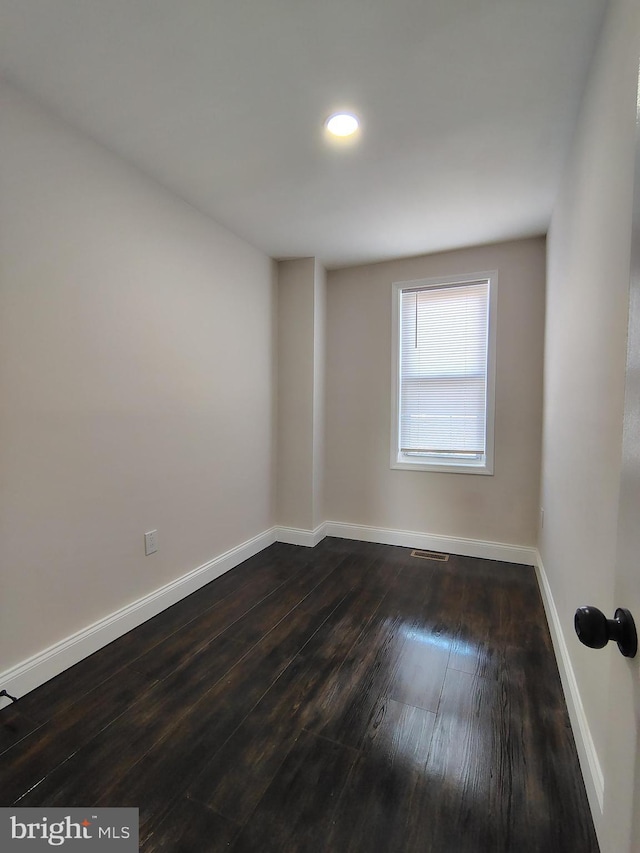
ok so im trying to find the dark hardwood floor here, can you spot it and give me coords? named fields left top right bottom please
left=0, top=538, right=599, bottom=852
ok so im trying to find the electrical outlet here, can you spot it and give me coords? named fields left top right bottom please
left=144, top=530, right=158, bottom=556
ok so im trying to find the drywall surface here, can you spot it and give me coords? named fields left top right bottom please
left=325, top=236, right=545, bottom=547
left=0, top=81, right=276, bottom=671
left=540, top=0, right=640, bottom=843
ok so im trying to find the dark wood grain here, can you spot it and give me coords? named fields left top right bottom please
left=96, top=558, right=356, bottom=844
left=0, top=705, right=41, bottom=756
left=0, top=539, right=599, bottom=852
left=11, top=543, right=305, bottom=726
left=302, top=561, right=449, bottom=750
left=185, top=564, right=392, bottom=822
left=2, top=667, right=156, bottom=804
left=324, top=706, right=436, bottom=853
left=128, top=552, right=338, bottom=682
left=231, top=729, right=359, bottom=853
left=142, top=797, right=240, bottom=852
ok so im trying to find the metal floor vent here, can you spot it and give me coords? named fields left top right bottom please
left=411, top=549, right=450, bottom=562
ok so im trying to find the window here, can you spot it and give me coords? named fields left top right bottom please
left=391, top=271, right=497, bottom=474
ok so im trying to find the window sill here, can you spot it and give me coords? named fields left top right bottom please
left=391, top=457, right=494, bottom=475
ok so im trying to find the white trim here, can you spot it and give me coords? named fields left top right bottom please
left=0, top=522, right=537, bottom=711
left=0, top=527, right=277, bottom=709
left=324, top=521, right=536, bottom=565
left=0, top=521, right=603, bottom=851
left=275, top=524, right=327, bottom=548
left=390, top=270, right=498, bottom=476
left=534, top=550, right=605, bottom=818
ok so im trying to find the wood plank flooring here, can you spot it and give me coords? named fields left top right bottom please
left=0, top=538, right=599, bottom=852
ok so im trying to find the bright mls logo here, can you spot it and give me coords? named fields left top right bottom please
left=1, top=808, right=138, bottom=850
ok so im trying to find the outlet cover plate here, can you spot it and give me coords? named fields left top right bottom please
left=144, top=530, right=158, bottom=555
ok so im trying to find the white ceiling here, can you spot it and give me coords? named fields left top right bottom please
left=0, top=0, right=607, bottom=268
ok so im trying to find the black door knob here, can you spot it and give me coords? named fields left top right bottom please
left=574, top=606, right=637, bottom=658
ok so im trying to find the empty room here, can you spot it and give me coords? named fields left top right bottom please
left=1, top=1, right=639, bottom=851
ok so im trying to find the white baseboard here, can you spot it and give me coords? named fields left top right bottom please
left=534, top=550, right=604, bottom=818
left=0, top=522, right=536, bottom=710
left=0, top=527, right=277, bottom=709
left=275, top=524, right=327, bottom=547
left=324, top=521, right=537, bottom=565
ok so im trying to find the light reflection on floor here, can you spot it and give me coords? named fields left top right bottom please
left=400, top=622, right=476, bottom=658
left=365, top=622, right=486, bottom=780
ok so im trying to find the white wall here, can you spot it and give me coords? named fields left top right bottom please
left=539, top=0, right=640, bottom=840
left=0, top=81, right=276, bottom=673
left=276, top=257, right=326, bottom=533
left=276, top=258, right=316, bottom=530
left=325, top=237, right=545, bottom=549
left=312, top=260, right=327, bottom=531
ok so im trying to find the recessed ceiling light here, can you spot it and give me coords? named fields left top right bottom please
left=325, top=112, right=360, bottom=137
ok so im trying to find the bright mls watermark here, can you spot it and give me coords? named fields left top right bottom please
left=1, top=809, right=138, bottom=850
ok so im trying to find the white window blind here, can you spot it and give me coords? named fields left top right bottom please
left=399, top=279, right=490, bottom=460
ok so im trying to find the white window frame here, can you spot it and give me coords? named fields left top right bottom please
left=391, top=271, right=497, bottom=475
